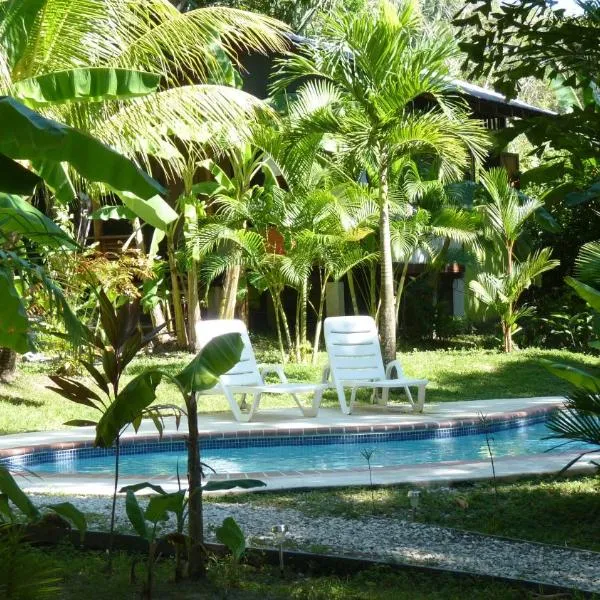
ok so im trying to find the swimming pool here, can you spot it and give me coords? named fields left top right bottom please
left=6, top=419, right=591, bottom=478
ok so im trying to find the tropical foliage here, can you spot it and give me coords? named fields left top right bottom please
left=469, top=168, right=559, bottom=352
left=271, top=0, right=489, bottom=363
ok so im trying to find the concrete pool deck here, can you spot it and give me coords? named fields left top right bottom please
left=2, top=396, right=599, bottom=494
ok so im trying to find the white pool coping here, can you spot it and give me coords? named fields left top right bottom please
left=2, top=397, right=598, bottom=495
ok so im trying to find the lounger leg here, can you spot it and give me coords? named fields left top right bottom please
left=350, top=387, right=358, bottom=411
left=246, top=392, right=262, bottom=420
left=415, top=385, right=425, bottom=413
left=297, top=388, right=322, bottom=418
left=335, top=383, right=352, bottom=415
left=289, top=393, right=318, bottom=418
left=404, top=386, right=414, bottom=406
left=223, top=389, right=253, bottom=423
left=376, top=387, right=390, bottom=406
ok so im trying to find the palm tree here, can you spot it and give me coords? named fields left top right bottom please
left=389, top=159, right=480, bottom=323
left=272, top=0, right=489, bottom=364
left=469, top=168, right=559, bottom=352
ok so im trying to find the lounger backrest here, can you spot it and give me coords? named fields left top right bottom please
left=324, top=316, right=386, bottom=382
left=194, top=319, right=263, bottom=387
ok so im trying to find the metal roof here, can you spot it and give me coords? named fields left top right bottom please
left=451, top=79, right=556, bottom=118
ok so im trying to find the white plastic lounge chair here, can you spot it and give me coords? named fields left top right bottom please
left=322, top=316, right=428, bottom=415
left=195, top=319, right=327, bottom=422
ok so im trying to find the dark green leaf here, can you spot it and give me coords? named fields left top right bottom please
left=47, top=375, right=103, bottom=409
left=64, top=419, right=97, bottom=427
left=46, top=502, right=87, bottom=541
left=0, top=152, right=41, bottom=195
left=215, top=517, right=246, bottom=562
left=125, top=490, right=148, bottom=539
left=31, top=159, right=76, bottom=205
left=203, top=479, right=266, bottom=491
left=0, top=193, right=77, bottom=249
left=0, top=493, right=14, bottom=521
left=144, top=491, right=185, bottom=524
left=95, top=370, right=163, bottom=448
left=80, top=360, right=110, bottom=396
left=0, top=96, right=164, bottom=200
left=175, top=333, right=243, bottom=394
left=566, top=277, right=600, bottom=312
left=119, top=482, right=167, bottom=495
left=0, top=268, right=30, bottom=353
left=0, top=466, right=39, bottom=520
left=542, top=360, right=600, bottom=392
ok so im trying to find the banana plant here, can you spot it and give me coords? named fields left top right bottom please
left=542, top=242, right=600, bottom=472
left=120, top=476, right=265, bottom=583
left=0, top=466, right=87, bottom=541
left=46, top=289, right=182, bottom=568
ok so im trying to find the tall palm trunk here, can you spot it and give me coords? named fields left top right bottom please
left=378, top=155, right=396, bottom=365
left=187, top=263, right=201, bottom=350
left=167, top=230, right=188, bottom=348
left=0, top=347, right=17, bottom=382
left=311, top=270, right=329, bottom=365
left=505, top=242, right=514, bottom=353
left=369, top=263, right=377, bottom=319
left=394, top=260, right=410, bottom=321
left=347, top=270, right=359, bottom=316
left=222, top=264, right=242, bottom=319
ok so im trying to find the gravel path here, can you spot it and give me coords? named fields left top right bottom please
left=33, top=494, right=600, bottom=593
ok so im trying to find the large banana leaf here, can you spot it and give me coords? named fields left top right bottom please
left=114, top=190, right=178, bottom=231
left=30, top=159, right=76, bottom=205
left=175, top=333, right=243, bottom=394
left=12, top=67, right=161, bottom=107
left=0, top=268, right=30, bottom=353
left=0, top=96, right=165, bottom=199
left=0, top=152, right=41, bottom=194
left=566, top=276, right=600, bottom=312
left=0, top=193, right=77, bottom=249
left=95, top=370, right=163, bottom=448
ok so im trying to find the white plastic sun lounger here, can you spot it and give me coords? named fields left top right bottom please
left=195, top=319, right=327, bottom=422
left=322, top=316, right=428, bottom=415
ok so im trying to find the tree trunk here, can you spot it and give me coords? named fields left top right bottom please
left=0, top=347, right=17, bottom=382
left=167, top=231, right=188, bottom=348
left=504, top=242, right=514, bottom=353
left=300, top=279, right=309, bottom=362
left=277, top=294, right=293, bottom=353
left=270, top=289, right=287, bottom=364
left=187, top=262, right=201, bottom=350
left=378, top=156, right=396, bottom=365
left=223, top=265, right=241, bottom=320
left=311, top=272, right=329, bottom=366
left=347, top=270, right=359, bottom=316
left=394, top=260, right=410, bottom=322
left=186, top=391, right=205, bottom=579
left=369, top=263, right=377, bottom=319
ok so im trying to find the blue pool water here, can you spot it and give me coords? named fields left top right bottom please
left=25, top=421, right=590, bottom=477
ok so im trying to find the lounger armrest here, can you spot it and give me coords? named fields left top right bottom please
left=258, top=363, right=288, bottom=384
left=385, top=360, right=405, bottom=380
left=321, top=363, right=331, bottom=384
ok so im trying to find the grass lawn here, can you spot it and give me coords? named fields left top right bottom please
left=212, top=475, right=600, bottom=552
left=0, top=344, right=598, bottom=434
left=0, top=343, right=598, bottom=435
left=11, top=544, right=586, bottom=599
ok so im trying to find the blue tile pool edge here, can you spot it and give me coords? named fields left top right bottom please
left=0, top=410, right=554, bottom=471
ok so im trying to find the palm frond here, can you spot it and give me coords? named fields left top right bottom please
left=575, top=240, right=600, bottom=286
